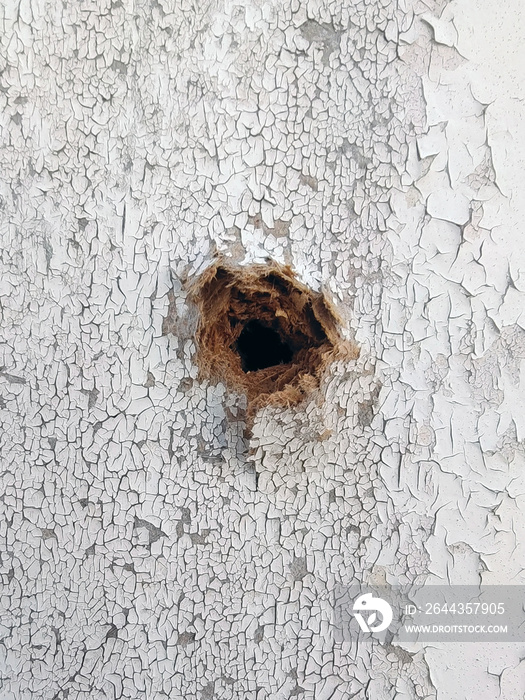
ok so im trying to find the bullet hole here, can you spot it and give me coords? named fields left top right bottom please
left=189, top=259, right=359, bottom=417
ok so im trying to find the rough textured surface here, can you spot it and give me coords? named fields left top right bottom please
left=0, top=0, right=524, bottom=698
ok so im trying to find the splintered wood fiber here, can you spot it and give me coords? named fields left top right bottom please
left=190, top=259, right=359, bottom=413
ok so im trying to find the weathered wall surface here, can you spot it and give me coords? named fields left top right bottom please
left=0, top=0, right=524, bottom=698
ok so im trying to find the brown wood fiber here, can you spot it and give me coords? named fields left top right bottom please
left=190, top=259, right=359, bottom=415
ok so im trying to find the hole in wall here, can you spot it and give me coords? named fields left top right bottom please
left=189, top=258, right=359, bottom=418
left=234, top=320, right=294, bottom=372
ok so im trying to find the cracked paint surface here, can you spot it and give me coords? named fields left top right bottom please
left=0, top=0, right=524, bottom=698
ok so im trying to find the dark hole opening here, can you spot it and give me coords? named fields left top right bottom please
left=234, top=320, right=293, bottom=372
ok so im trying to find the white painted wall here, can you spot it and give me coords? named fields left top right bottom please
left=0, top=0, right=523, bottom=698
